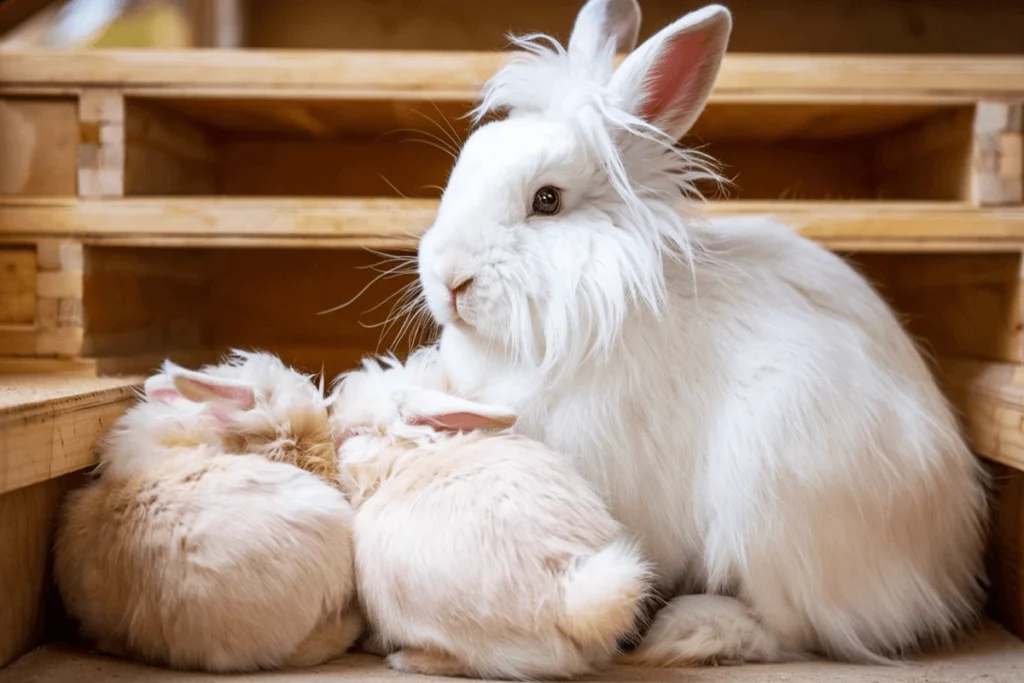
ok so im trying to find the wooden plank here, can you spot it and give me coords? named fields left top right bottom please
left=80, top=247, right=206, bottom=359
left=2, top=199, right=1024, bottom=250
left=854, top=252, right=1024, bottom=364
left=986, top=462, right=1024, bottom=639
left=77, top=91, right=125, bottom=198
left=940, top=358, right=1024, bottom=471
left=0, top=375, right=141, bottom=495
left=0, top=357, right=96, bottom=376
left=34, top=240, right=84, bottom=360
left=0, top=98, right=78, bottom=196
left=875, top=108, right=975, bottom=202
left=972, top=102, right=1024, bottom=207
left=243, top=0, right=1024, bottom=56
left=204, top=248, right=429, bottom=380
left=0, top=478, right=65, bottom=668
left=1, top=51, right=1023, bottom=99
left=0, top=248, right=36, bottom=325
left=4, top=621, right=1024, bottom=682
left=123, top=99, right=217, bottom=196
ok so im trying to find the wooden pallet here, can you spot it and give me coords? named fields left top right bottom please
left=2, top=47, right=1024, bottom=676
left=0, top=376, right=140, bottom=667
left=4, top=625, right=1024, bottom=683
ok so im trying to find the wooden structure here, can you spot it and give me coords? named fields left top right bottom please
left=2, top=0, right=1024, bottom=679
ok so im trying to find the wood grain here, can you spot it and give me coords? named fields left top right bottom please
left=1, top=51, right=1022, bottom=99
left=0, top=479, right=65, bottom=667
left=972, top=102, right=1024, bottom=207
left=1, top=199, right=1023, bottom=251
left=940, top=358, right=1024, bottom=471
left=0, top=248, right=37, bottom=325
left=0, top=99, right=78, bottom=196
left=77, top=91, right=125, bottom=198
left=242, top=0, right=1024, bottom=56
left=0, top=375, right=140, bottom=495
left=856, top=252, right=1024, bottom=364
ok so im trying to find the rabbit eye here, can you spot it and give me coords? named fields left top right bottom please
left=531, top=186, right=561, bottom=216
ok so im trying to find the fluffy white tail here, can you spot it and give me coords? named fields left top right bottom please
left=559, top=539, right=650, bottom=648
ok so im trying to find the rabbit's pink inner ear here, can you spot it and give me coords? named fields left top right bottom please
left=408, top=412, right=516, bottom=433
left=173, top=375, right=257, bottom=410
left=614, top=6, right=730, bottom=139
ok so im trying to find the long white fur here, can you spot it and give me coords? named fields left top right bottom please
left=416, top=0, right=988, bottom=664
left=54, top=351, right=361, bottom=672
left=329, top=348, right=652, bottom=679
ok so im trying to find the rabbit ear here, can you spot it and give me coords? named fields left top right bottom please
left=399, top=388, right=517, bottom=433
left=610, top=4, right=731, bottom=140
left=143, top=373, right=181, bottom=403
left=569, top=0, right=642, bottom=59
left=167, top=366, right=257, bottom=411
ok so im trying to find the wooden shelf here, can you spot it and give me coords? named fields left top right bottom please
left=941, top=359, right=1024, bottom=473
left=2, top=50, right=1024, bottom=101
left=1, top=199, right=1023, bottom=251
left=0, top=375, right=141, bottom=495
left=4, top=621, right=1023, bottom=682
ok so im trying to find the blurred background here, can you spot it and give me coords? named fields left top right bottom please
left=1, top=0, right=1023, bottom=54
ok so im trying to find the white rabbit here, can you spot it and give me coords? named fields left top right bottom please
left=54, top=351, right=362, bottom=672
left=415, top=0, right=988, bottom=665
left=328, top=348, right=651, bottom=679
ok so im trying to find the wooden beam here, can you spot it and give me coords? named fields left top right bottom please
left=0, top=376, right=141, bottom=495
left=941, top=358, right=1024, bottom=472
left=972, top=102, right=1024, bottom=207
left=0, top=51, right=1022, bottom=99
left=1, top=198, right=1023, bottom=250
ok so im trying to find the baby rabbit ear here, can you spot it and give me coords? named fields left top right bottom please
left=609, top=4, right=731, bottom=140
left=569, top=0, right=642, bottom=60
left=143, top=373, right=181, bottom=403
left=399, top=388, right=517, bottom=433
left=167, top=366, right=257, bottom=411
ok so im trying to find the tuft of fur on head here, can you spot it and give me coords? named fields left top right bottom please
left=103, top=350, right=339, bottom=486
left=418, top=1, right=733, bottom=378
left=328, top=348, right=517, bottom=504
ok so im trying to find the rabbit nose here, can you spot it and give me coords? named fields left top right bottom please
left=448, top=276, right=474, bottom=314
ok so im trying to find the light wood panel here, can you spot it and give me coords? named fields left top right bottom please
left=2, top=51, right=1023, bottom=99
left=0, top=98, right=77, bottom=196
left=2, top=199, right=1023, bottom=250
left=77, top=91, right=125, bottom=198
left=0, top=478, right=64, bottom=667
left=0, top=375, right=140, bottom=495
left=940, top=358, right=1024, bottom=471
left=972, top=103, right=1024, bottom=207
left=4, top=622, right=1024, bottom=681
left=0, top=248, right=36, bottom=326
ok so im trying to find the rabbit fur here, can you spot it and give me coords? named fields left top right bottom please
left=54, top=351, right=362, bottom=672
left=328, top=348, right=652, bottom=679
left=416, top=0, right=988, bottom=665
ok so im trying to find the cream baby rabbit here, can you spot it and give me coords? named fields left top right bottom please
left=54, top=351, right=362, bottom=672
left=417, top=0, right=987, bottom=665
left=329, top=349, right=651, bottom=679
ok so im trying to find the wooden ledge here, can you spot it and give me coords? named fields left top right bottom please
left=1, top=199, right=1023, bottom=251
left=0, top=376, right=141, bottom=494
left=4, top=620, right=1023, bottom=682
left=1, top=51, right=1023, bottom=101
